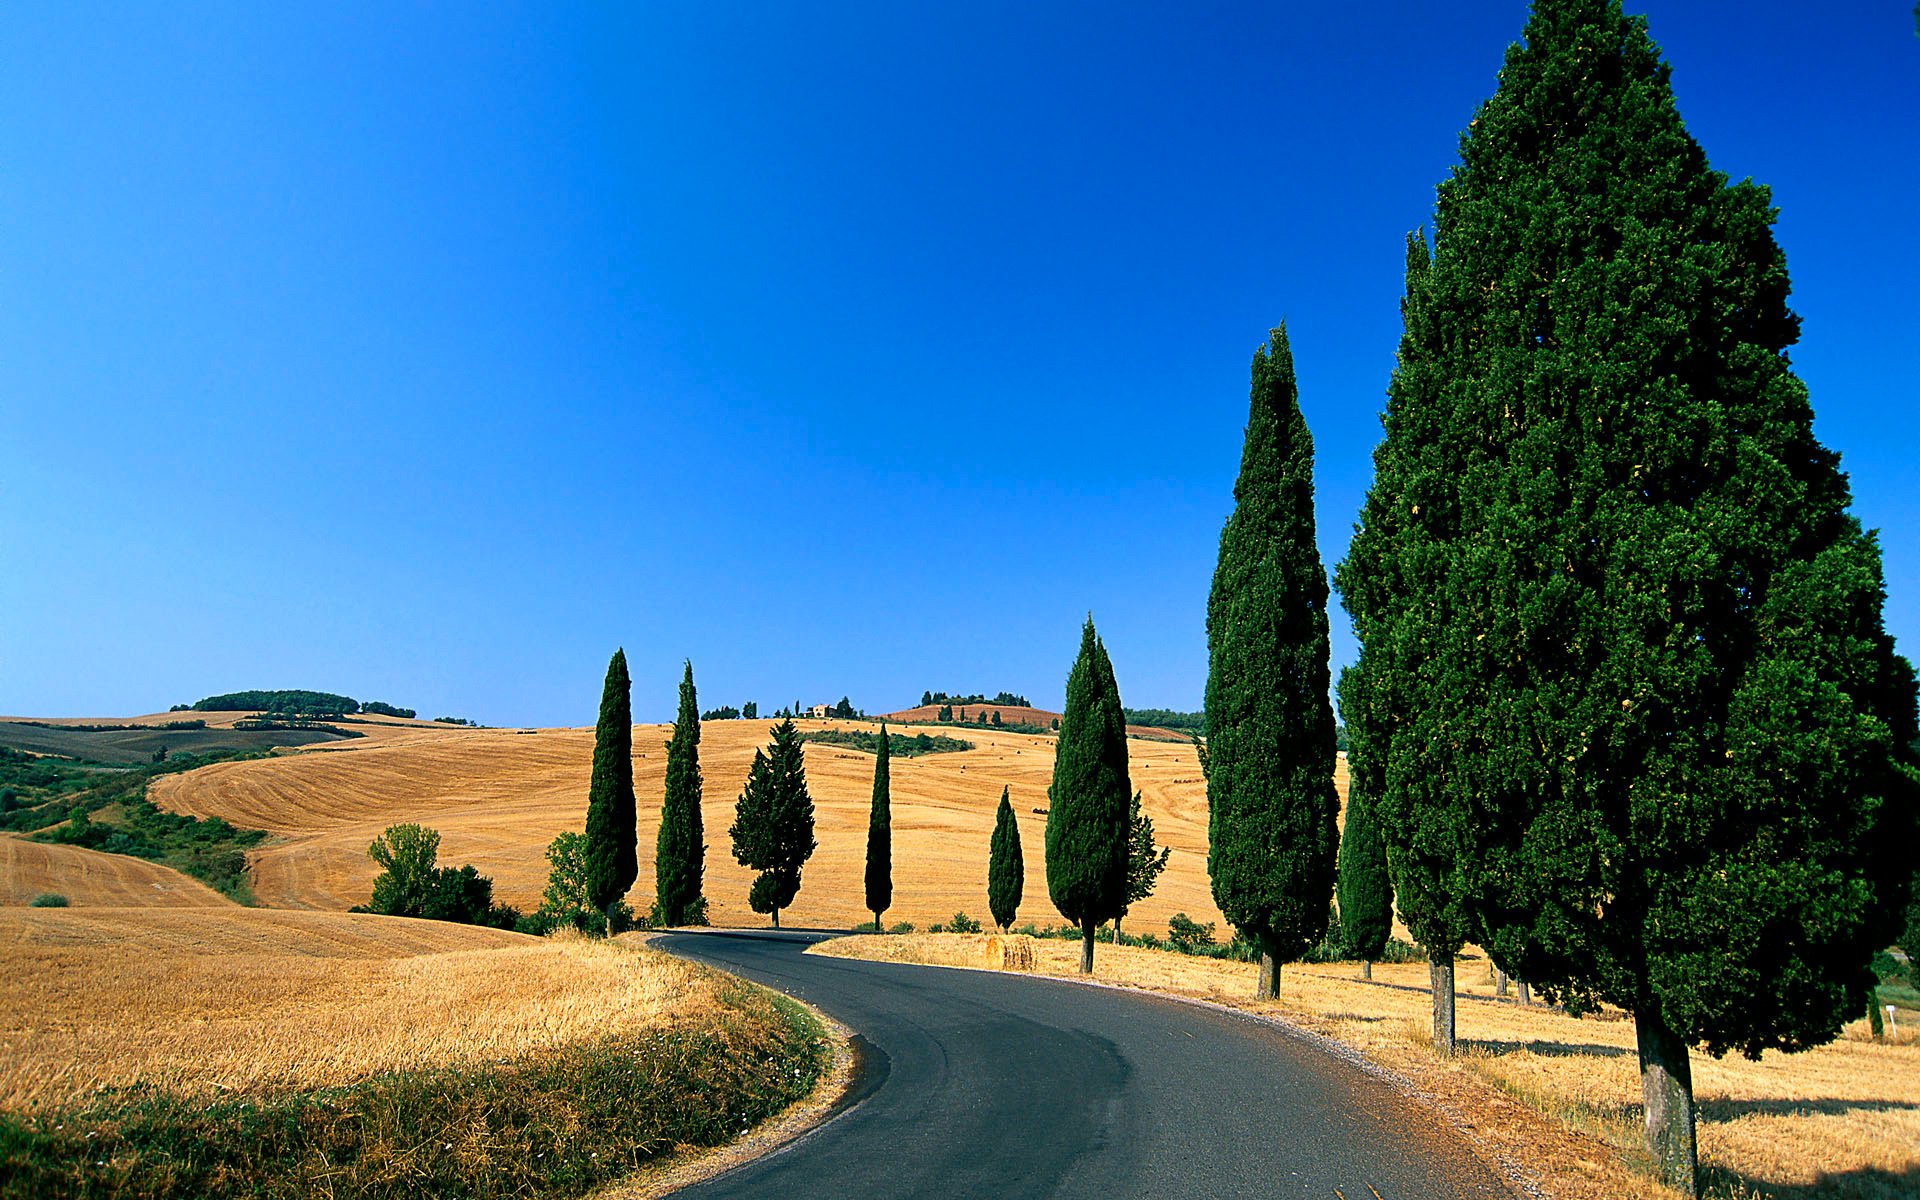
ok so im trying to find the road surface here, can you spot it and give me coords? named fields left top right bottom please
left=655, top=930, right=1512, bottom=1199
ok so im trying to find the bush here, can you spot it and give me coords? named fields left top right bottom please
left=887, top=921, right=915, bottom=935
left=947, top=912, right=983, bottom=934
left=1168, top=912, right=1216, bottom=952
left=29, top=893, right=68, bottom=908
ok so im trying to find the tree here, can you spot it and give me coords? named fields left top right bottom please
left=538, top=830, right=597, bottom=930
left=865, top=725, right=893, bottom=930
left=1334, top=667, right=1393, bottom=981
left=987, top=786, right=1023, bottom=931
left=743, top=701, right=758, bottom=720
left=922, top=690, right=934, bottom=706
left=833, top=696, right=855, bottom=719
left=1045, top=617, right=1131, bottom=973
left=730, top=718, right=818, bottom=928
left=654, top=661, right=706, bottom=926
left=1114, top=790, right=1170, bottom=941
left=938, top=704, right=954, bottom=721
left=991, top=710, right=1002, bottom=727
left=1204, top=323, right=1341, bottom=1000
left=1342, top=2, right=1919, bottom=1190
left=367, top=823, right=441, bottom=917
left=583, top=649, right=637, bottom=916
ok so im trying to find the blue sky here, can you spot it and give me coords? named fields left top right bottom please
left=3, top=3, right=1916, bottom=726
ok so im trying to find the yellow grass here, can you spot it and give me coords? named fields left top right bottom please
left=0, top=836, right=232, bottom=907
left=0, top=907, right=719, bottom=1109
left=152, top=719, right=1315, bottom=931
left=816, top=935, right=1920, bottom=1200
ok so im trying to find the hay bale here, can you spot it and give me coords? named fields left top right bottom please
left=987, top=934, right=1034, bottom=972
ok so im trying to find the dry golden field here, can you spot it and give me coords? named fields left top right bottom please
left=0, top=906, right=724, bottom=1109
left=818, top=935, right=1920, bottom=1200
left=151, top=718, right=1306, bottom=932
left=0, top=837, right=232, bottom=907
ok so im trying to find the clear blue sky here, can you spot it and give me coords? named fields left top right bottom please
left=4, top=3, right=1916, bottom=726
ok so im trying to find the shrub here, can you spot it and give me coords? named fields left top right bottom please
left=887, top=921, right=915, bottom=935
left=939, top=912, right=981, bottom=934
left=29, top=893, right=68, bottom=908
left=1168, top=912, right=1216, bottom=952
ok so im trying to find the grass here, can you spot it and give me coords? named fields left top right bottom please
left=0, top=939, right=828, bottom=1199
left=150, top=718, right=1280, bottom=929
left=0, top=838, right=233, bottom=908
left=816, top=934, right=1920, bottom=1200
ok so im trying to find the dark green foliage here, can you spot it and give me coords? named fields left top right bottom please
left=936, top=704, right=953, bottom=721
left=730, top=719, right=817, bottom=927
left=1205, top=323, right=1341, bottom=980
left=987, top=786, right=1024, bottom=931
left=832, top=696, right=856, bottom=719
left=431, top=716, right=474, bottom=726
left=742, top=702, right=758, bottom=720
left=359, top=701, right=415, bottom=719
left=1120, top=790, right=1170, bottom=929
left=1335, top=667, right=1394, bottom=964
left=655, top=662, right=707, bottom=927
left=935, top=912, right=981, bottom=934
left=864, top=726, right=892, bottom=926
left=28, top=893, right=68, bottom=908
left=799, top=730, right=973, bottom=757
left=1122, top=709, right=1206, bottom=735
left=923, top=691, right=1028, bottom=708
left=366, top=823, right=514, bottom=927
left=0, top=975, right=830, bottom=1200
left=537, top=830, right=598, bottom=931
left=1044, top=618, right=1131, bottom=967
left=583, top=649, right=637, bottom=912
left=991, top=711, right=1002, bottom=727
left=700, top=705, right=741, bottom=722
left=192, top=690, right=358, bottom=716
left=1167, top=912, right=1216, bottom=952
left=1341, top=0, right=1919, bottom=1186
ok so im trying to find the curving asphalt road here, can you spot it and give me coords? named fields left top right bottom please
left=655, top=930, right=1511, bottom=1200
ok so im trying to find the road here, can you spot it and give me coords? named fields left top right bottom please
left=655, top=930, right=1512, bottom=1200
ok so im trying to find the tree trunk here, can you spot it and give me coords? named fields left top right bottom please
left=1361, top=959, right=1372, bottom=981
left=1430, top=951, right=1456, bottom=1055
left=1113, top=913, right=1122, bottom=943
left=1636, top=1005, right=1699, bottom=1197
left=1496, top=968, right=1509, bottom=997
left=873, top=909, right=883, bottom=933
left=771, top=907, right=780, bottom=930
left=1079, top=919, right=1095, bottom=974
left=1517, top=979, right=1531, bottom=1006
left=1257, top=951, right=1281, bottom=999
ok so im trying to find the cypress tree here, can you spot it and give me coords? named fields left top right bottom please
left=864, top=724, right=892, bottom=931
left=1334, top=667, right=1393, bottom=982
left=1345, top=2, right=1919, bottom=1189
left=654, top=661, right=706, bottom=926
left=1045, top=617, right=1131, bottom=973
left=1205, top=323, right=1341, bottom=1000
left=987, top=786, right=1023, bottom=932
left=729, top=718, right=817, bottom=929
left=1336, top=231, right=1479, bottom=1055
left=583, top=648, right=637, bottom=916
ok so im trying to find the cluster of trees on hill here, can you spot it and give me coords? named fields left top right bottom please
left=1120, top=708, right=1204, bottom=735
left=921, top=691, right=1029, bottom=709
left=360, top=701, right=416, bottom=719
left=699, top=702, right=757, bottom=721
left=190, top=690, right=359, bottom=716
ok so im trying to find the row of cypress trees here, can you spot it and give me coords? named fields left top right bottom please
left=1193, top=3, right=1918, bottom=1193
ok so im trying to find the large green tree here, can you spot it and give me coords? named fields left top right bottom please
left=583, top=649, right=637, bottom=915
left=1334, top=666, right=1393, bottom=982
left=1205, top=324, right=1341, bottom=1000
left=1344, top=2, right=1919, bottom=1190
left=1337, top=232, right=1481, bottom=1057
left=654, top=661, right=706, bottom=926
left=987, top=786, right=1023, bottom=932
left=729, top=718, right=817, bottom=929
left=865, top=725, right=893, bottom=930
left=1045, top=617, right=1131, bottom=973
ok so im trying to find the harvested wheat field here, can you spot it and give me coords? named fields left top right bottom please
left=818, top=934, right=1920, bottom=1200
left=0, top=906, right=721, bottom=1109
left=153, top=718, right=1320, bottom=931
left=0, top=837, right=232, bottom=907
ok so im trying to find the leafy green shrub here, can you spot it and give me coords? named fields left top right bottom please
left=29, top=893, right=68, bottom=908
left=887, top=922, right=914, bottom=935
left=366, top=824, right=514, bottom=927
left=1168, top=912, right=1216, bottom=952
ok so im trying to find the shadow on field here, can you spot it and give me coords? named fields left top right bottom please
left=1697, top=1096, right=1920, bottom=1122
left=1466, top=1038, right=1635, bottom=1060
left=1704, top=1163, right=1920, bottom=1200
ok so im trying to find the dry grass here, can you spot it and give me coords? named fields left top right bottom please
left=151, top=718, right=1326, bottom=930
left=0, top=837, right=232, bottom=907
left=0, top=907, right=721, bottom=1109
left=816, top=935, right=1920, bottom=1200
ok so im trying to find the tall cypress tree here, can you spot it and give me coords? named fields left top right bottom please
left=1205, top=324, right=1340, bottom=1000
left=1334, top=667, right=1393, bottom=981
left=1045, top=617, right=1131, bottom=973
left=583, top=648, right=637, bottom=916
left=987, top=786, right=1023, bottom=932
left=729, top=718, right=818, bottom=929
left=864, top=725, right=892, bottom=931
left=654, top=660, right=705, bottom=926
left=1346, top=2, right=1919, bottom=1190
left=1337, top=231, right=1480, bottom=1054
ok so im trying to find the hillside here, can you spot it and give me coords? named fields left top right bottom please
left=0, top=838, right=233, bottom=907
left=151, top=718, right=1348, bottom=932
left=0, top=709, right=454, bottom=765
left=877, top=703, right=1193, bottom=742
